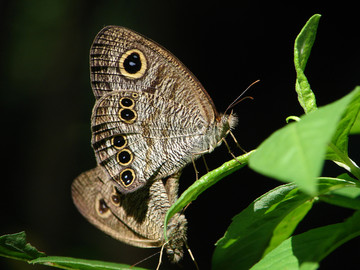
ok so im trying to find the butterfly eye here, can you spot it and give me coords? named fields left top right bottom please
left=119, top=49, right=147, bottom=79
left=120, top=168, right=136, bottom=187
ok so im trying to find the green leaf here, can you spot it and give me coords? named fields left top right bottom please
left=263, top=201, right=313, bottom=256
left=251, top=210, right=360, bottom=270
left=163, top=151, right=253, bottom=241
left=249, top=88, right=359, bottom=195
left=0, top=232, right=147, bottom=270
left=212, top=183, right=310, bottom=270
left=319, top=174, right=360, bottom=209
left=0, top=231, right=45, bottom=262
left=320, top=186, right=360, bottom=210
left=326, top=86, right=360, bottom=179
left=294, top=14, right=321, bottom=113
left=350, top=109, right=360, bottom=134
left=31, top=256, right=148, bottom=270
left=328, top=86, right=360, bottom=154
left=212, top=178, right=357, bottom=270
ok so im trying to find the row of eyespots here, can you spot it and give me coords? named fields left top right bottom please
left=96, top=188, right=121, bottom=218
left=118, top=95, right=138, bottom=124
left=96, top=193, right=120, bottom=218
left=111, top=134, right=136, bottom=187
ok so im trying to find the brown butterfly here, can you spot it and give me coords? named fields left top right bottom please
left=72, top=25, right=237, bottom=264
left=89, top=26, right=237, bottom=194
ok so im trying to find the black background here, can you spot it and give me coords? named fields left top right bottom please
left=1, top=1, right=359, bottom=269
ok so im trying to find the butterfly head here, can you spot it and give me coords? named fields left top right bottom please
left=222, top=111, right=238, bottom=132
left=205, top=112, right=238, bottom=153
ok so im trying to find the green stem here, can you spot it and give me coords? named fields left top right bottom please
left=164, top=150, right=254, bottom=241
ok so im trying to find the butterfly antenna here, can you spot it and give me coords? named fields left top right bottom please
left=224, top=79, right=260, bottom=115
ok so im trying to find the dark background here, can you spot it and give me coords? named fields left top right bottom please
left=1, top=1, right=359, bottom=269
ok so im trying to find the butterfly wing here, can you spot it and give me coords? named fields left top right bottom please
left=89, top=26, right=227, bottom=193
left=91, top=90, right=209, bottom=193
left=72, top=166, right=187, bottom=262
left=90, top=25, right=219, bottom=123
left=72, top=166, right=166, bottom=248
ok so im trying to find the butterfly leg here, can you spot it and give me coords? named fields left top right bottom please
left=191, top=155, right=199, bottom=181
left=222, top=137, right=243, bottom=166
left=229, top=130, right=247, bottom=153
left=185, top=242, right=200, bottom=270
left=156, top=242, right=167, bottom=270
left=202, top=155, right=210, bottom=173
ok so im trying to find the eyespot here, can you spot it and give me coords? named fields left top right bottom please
left=119, top=168, right=135, bottom=187
left=119, top=49, right=147, bottom=79
left=112, top=135, right=127, bottom=149
left=98, top=199, right=108, bottom=214
left=116, top=149, right=133, bottom=166
left=119, top=108, right=137, bottom=124
left=119, top=97, right=134, bottom=108
left=95, top=196, right=111, bottom=218
left=111, top=194, right=120, bottom=205
left=111, top=186, right=121, bottom=206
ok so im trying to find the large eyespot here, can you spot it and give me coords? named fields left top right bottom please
left=119, top=168, right=135, bottom=187
left=119, top=97, right=134, bottom=108
left=119, top=108, right=137, bottom=124
left=116, top=149, right=133, bottom=166
left=112, top=135, right=127, bottom=149
left=119, top=49, right=147, bottom=79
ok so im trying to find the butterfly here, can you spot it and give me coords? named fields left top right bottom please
left=72, top=25, right=237, bottom=264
